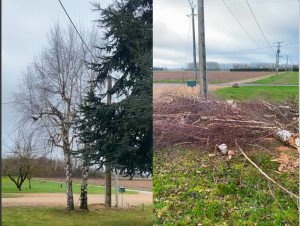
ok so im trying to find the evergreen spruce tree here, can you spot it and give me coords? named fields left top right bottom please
left=76, top=0, right=152, bottom=184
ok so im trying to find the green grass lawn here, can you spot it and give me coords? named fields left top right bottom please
left=251, top=72, right=299, bottom=85
left=213, top=86, right=298, bottom=102
left=1, top=177, right=136, bottom=194
left=154, top=148, right=298, bottom=225
left=2, top=205, right=153, bottom=226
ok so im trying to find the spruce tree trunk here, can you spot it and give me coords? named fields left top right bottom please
left=80, top=165, right=89, bottom=210
left=105, top=162, right=111, bottom=207
left=64, top=152, right=74, bottom=210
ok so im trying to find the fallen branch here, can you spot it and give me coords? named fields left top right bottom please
left=236, top=141, right=299, bottom=200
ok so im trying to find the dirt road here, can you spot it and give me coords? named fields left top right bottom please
left=2, top=192, right=152, bottom=207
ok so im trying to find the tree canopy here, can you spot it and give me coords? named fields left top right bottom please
left=76, top=0, right=152, bottom=177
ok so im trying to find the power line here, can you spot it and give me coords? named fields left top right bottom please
left=222, top=0, right=265, bottom=50
left=57, top=0, right=97, bottom=62
left=227, top=0, right=268, bottom=49
left=245, top=0, right=275, bottom=52
left=184, top=17, right=192, bottom=69
left=208, top=45, right=278, bottom=57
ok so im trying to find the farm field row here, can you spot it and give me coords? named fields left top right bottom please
left=153, top=71, right=275, bottom=83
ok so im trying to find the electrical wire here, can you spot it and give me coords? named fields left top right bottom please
left=57, top=0, right=97, bottom=62
left=226, top=0, right=266, bottom=49
left=222, top=0, right=265, bottom=50
left=182, top=16, right=192, bottom=80
left=245, top=0, right=275, bottom=52
left=208, top=45, right=279, bottom=57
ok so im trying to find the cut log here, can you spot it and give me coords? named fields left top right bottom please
left=273, top=128, right=299, bottom=149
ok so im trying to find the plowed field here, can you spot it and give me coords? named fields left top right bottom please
left=153, top=71, right=274, bottom=82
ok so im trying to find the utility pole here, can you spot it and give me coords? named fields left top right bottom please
left=188, top=0, right=197, bottom=81
left=197, top=0, right=208, bottom=98
left=105, top=75, right=112, bottom=208
left=115, top=170, right=118, bottom=207
left=285, top=55, right=288, bottom=72
left=275, top=42, right=283, bottom=77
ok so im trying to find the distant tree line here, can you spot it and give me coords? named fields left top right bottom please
left=2, top=156, right=104, bottom=179
left=153, top=67, right=167, bottom=71
left=184, top=62, right=299, bottom=71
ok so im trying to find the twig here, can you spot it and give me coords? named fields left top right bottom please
left=236, top=141, right=299, bottom=200
left=267, top=182, right=296, bottom=226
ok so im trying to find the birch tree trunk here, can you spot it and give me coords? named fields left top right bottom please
left=274, top=128, right=299, bottom=149
left=80, top=165, right=89, bottom=210
left=105, top=162, right=112, bottom=207
left=64, top=151, right=74, bottom=210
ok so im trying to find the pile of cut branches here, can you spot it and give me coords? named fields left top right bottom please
left=153, top=95, right=298, bottom=150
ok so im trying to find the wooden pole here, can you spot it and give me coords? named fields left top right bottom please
left=197, top=0, right=208, bottom=99
left=105, top=75, right=112, bottom=208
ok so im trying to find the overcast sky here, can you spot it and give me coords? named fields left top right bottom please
left=154, top=0, right=299, bottom=68
left=2, top=0, right=111, bottom=156
left=1, top=1, right=299, bottom=155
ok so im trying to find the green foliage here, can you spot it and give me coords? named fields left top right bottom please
left=91, top=0, right=152, bottom=95
left=1, top=177, right=136, bottom=194
left=2, top=206, right=153, bottom=226
left=76, top=0, right=153, bottom=177
left=251, top=72, right=299, bottom=85
left=154, top=148, right=298, bottom=225
left=213, top=86, right=298, bottom=102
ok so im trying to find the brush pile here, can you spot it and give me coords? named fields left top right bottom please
left=153, top=95, right=298, bottom=150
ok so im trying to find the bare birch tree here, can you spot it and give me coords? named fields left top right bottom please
left=13, top=24, right=97, bottom=210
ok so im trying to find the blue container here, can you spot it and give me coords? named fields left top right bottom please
left=187, top=80, right=196, bottom=87
left=118, top=187, right=125, bottom=193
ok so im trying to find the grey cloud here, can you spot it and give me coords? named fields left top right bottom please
left=154, top=0, right=299, bottom=68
